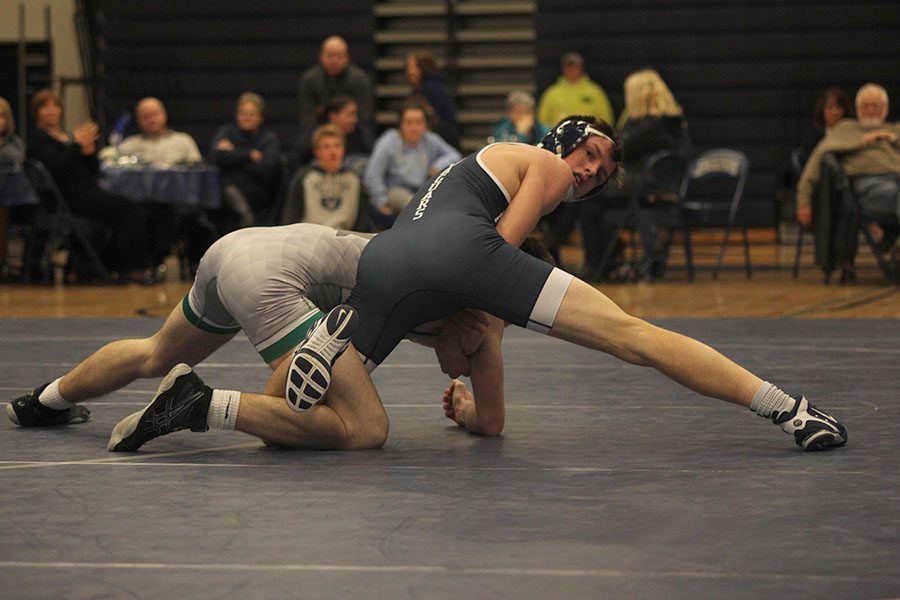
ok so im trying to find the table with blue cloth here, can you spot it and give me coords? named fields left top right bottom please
left=0, top=168, right=38, bottom=208
left=99, top=165, right=221, bottom=211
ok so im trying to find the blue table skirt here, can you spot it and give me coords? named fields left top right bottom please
left=99, top=166, right=222, bottom=210
left=0, top=169, right=38, bottom=208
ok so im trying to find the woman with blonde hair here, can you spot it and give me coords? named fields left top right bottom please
left=0, top=96, right=25, bottom=167
left=580, top=69, right=688, bottom=281
left=621, top=69, right=683, bottom=124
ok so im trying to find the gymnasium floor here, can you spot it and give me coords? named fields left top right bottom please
left=1, top=309, right=899, bottom=599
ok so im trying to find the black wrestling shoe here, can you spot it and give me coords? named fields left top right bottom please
left=772, top=396, right=847, bottom=451
left=107, top=364, right=212, bottom=452
left=285, top=304, right=358, bottom=411
left=6, top=383, right=91, bottom=427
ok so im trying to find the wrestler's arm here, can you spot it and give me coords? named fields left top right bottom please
left=407, top=310, right=491, bottom=378
left=443, top=315, right=506, bottom=436
left=495, top=151, right=573, bottom=246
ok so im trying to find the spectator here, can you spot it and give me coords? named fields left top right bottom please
left=0, top=96, right=25, bottom=168
left=537, top=51, right=615, bottom=128
left=490, top=90, right=549, bottom=144
left=363, top=98, right=461, bottom=223
left=210, top=92, right=281, bottom=228
left=281, top=124, right=362, bottom=231
left=405, top=50, right=459, bottom=148
left=26, top=89, right=154, bottom=283
left=580, top=69, right=688, bottom=281
left=536, top=52, right=616, bottom=268
left=796, top=83, right=900, bottom=244
left=1, top=96, right=27, bottom=278
left=298, top=36, right=375, bottom=134
left=289, top=95, right=374, bottom=176
left=798, top=87, right=853, bottom=168
left=117, top=97, right=203, bottom=167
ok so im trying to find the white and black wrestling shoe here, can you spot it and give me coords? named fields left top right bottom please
left=285, top=304, right=358, bottom=412
left=772, top=396, right=847, bottom=451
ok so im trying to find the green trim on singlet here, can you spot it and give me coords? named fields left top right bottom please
left=258, top=310, right=324, bottom=363
left=409, top=329, right=439, bottom=337
left=181, top=295, right=241, bottom=335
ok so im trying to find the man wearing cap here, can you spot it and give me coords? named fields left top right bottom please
left=536, top=52, right=616, bottom=265
left=538, top=52, right=615, bottom=128
left=111, top=116, right=848, bottom=454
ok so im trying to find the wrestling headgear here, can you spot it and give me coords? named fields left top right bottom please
left=538, top=118, right=615, bottom=158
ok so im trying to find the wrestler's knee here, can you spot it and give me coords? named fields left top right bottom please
left=344, top=410, right=389, bottom=450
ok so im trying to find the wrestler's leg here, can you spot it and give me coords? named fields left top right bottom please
left=550, top=277, right=762, bottom=407
left=60, top=305, right=234, bottom=403
left=235, top=345, right=388, bottom=450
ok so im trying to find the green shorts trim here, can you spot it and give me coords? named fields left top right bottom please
left=181, top=295, right=242, bottom=335
left=258, top=310, right=324, bottom=363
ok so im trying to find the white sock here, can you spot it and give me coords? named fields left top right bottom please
left=750, top=381, right=796, bottom=419
left=38, top=378, right=74, bottom=410
left=207, top=390, right=241, bottom=430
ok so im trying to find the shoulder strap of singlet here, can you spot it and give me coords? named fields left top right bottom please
left=475, top=143, right=520, bottom=204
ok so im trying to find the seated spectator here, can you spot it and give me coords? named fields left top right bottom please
left=1, top=96, right=27, bottom=278
left=25, top=89, right=154, bottom=283
left=490, top=90, right=549, bottom=144
left=363, top=98, right=461, bottom=222
left=289, top=95, right=373, bottom=176
left=298, top=35, right=375, bottom=134
left=281, top=124, right=362, bottom=231
left=117, top=97, right=203, bottom=166
left=538, top=51, right=615, bottom=129
left=405, top=50, right=459, bottom=148
left=798, top=87, right=853, bottom=168
left=580, top=69, right=688, bottom=281
left=796, top=83, right=900, bottom=275
left=0, top=96, right=25, bottom=168
left=210, top=92, right=281, bottom=228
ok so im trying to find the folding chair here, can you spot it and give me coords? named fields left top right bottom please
left=791, top=146, right=812, bottom=278
left=794, top=152, right=898, bottom=283
left=22, top=159, right=112, bottom=284
left=594, top=149, right=688, bottom=280
left=676, top=149, right=751, bottom=280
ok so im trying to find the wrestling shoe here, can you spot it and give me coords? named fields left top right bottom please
left=285, top=304, right=358, bottom=412
left=772, top=396, right=847, bottom=451
left=108, top=364, right=212, bottom=452
left=6, top=383, right=91, bottom=427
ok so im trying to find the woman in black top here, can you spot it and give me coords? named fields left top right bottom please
left=26, top=89, right=153, bottom=282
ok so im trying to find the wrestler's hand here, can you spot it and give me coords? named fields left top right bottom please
left=434, top=310, right=488, bottom=377
left=442, top=379, right=474, bottom=426
left=446, top=309, right=489, bottom=356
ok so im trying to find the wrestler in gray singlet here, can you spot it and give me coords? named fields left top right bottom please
left=184, top=223, right=370, bottom=363
left=347, top=144, right=573, bottom=368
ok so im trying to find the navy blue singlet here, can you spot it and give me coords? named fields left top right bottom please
left=347, top=144, right=571, bottom=367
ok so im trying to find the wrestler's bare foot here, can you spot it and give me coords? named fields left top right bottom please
left=442, top=379, right=474, bottom=426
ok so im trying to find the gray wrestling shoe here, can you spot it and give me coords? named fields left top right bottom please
left=772, top=396, right=847, bottom=451
left=6, top=383, right=91, bottom=427
left=108, top=364, right=212, bottom=452
left=285, top=304, right=358, bottom=411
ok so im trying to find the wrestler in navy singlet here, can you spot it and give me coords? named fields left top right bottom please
left=348, top=144, right=573, bottom=368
